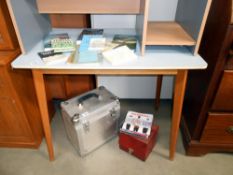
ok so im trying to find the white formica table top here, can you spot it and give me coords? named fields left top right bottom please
left=11, top=28, right=207, bottom=71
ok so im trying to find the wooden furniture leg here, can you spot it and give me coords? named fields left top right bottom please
left=169, top=70, right=188, bottom=160
left=32, top=70, right=55, bottom=161
left=155, top=75, right=163, bottom=109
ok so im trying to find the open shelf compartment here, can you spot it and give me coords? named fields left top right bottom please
left=141, top=0, right=212, bottom=55
left=146, top=22, right=196, bottom=46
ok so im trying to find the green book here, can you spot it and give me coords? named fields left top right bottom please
left=43, top=33, right=75, bottom=53
left=112, top=34, right=137, bottom=51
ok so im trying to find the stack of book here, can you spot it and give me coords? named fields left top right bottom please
left=68, top=29, right=138, bottom=65
left=120, top=111, right=154, bottom=138
left=38, top=33, right=75, bottom=65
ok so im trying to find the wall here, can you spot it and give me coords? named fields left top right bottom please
left=92, top=0, right=179, bottom=99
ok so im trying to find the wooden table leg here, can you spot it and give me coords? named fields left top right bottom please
left=155, top=75, right=163, bottom=109
left=169, top=70, right=188, bottom=160
left=32, top=70, right=55, bottom=161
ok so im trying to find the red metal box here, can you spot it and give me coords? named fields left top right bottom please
left=119, top=125, right=159, bottom=161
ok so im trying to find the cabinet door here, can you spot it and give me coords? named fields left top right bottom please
left=0, top=69, right=33, bottom=144
left=0, top=96, right=33, bottom=143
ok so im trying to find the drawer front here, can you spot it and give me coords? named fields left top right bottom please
left=200, top=113, right=233, bottom=144
left=211, top=70, right=233, bottom=111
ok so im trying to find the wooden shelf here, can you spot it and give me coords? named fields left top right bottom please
left=36, top=0, right=141, bottom=14
left=146, top=22, right=196, bottom=46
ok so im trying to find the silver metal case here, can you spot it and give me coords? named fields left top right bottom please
left=61, top=86, right=120, bottom=157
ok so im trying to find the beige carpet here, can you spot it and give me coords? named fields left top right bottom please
left=0, top=100, right=232, bottom=175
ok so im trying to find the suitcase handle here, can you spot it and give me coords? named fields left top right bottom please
left=77, top=93, right=99, bottom=104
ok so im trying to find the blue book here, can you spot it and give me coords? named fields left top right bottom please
left=79, top=35, right=103, bottom=52
left=75, top=35, right=103, bottom=64
left=78, top=51, right=99, bottom=63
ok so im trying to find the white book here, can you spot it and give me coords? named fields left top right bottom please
left=88, top=38, right=106, bottom=51
left=102, top=45, right=137, bottom=65
left=42, top=53, right=71, bottom=65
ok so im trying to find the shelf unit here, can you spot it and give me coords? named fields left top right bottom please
left=143, top=0, right=212, bottom=55
left=145, top=22, right=196, bottom=46
left=6, top=0, right=212, bottom=56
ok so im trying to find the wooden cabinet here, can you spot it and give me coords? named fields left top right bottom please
left=0, top=50, right=44, bottom=148
left=181, top=0, right=233, bottom=156
left=0, top=0, right=43, bottom=148
left=0, top=0, right=95, bottom=148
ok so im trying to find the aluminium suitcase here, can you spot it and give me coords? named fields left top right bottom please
left=61, top=86, right=120, bottom=157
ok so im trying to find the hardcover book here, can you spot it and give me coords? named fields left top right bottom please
left=102, top=45, right=137, bottom=65
left=38, top=50, right=72, bottom=65
left=43, top=33, right=75, bottom=52
left=67, top=45, right=101, bottom=65
left=43, top=33, right=69, bottom=51
left=78, top=28, right=104, bottom=40
left=79, top=35, right=104, bottom=52
left=51, top=38, right=75, bottom=53
left=112, top=34, right=137, bottom=51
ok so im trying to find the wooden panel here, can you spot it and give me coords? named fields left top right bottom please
left=6, top=0, right=51, bottom=54
left=0, top=54, right=34, bottom=144
left=0, top=69, right=9, bottom=97
left=175, top=0, right=212, bottom=54
left=0, top=0, right=18, bottom=50
left=0, top=50, right=44, bottom=148
left=45, top=75, right=96, bottom=100
left=200, top=113, right=233, bottom=144
left=0, top=96, right=33, bottom=142
left=64, top=75, right=96, bottom=98
left=181, top=117, right=233, bottom=156
left=136, top=0, right=149, bottom=55
left=211, top=71, right=233, bottom=111
left=0, top=50, right=21, bottom=98
left=45, top=75, right=67, bottom=100
left=36, top=0, right=141, bottom=14
left=225, top=27, right=233, bottom=70
left=146, top=22, right=196, bottom=46
left=9, top=68, right=44, bottom=146
left=231, top=0, right=233, bottom=24
left=49, top=14, right=90, bottom=28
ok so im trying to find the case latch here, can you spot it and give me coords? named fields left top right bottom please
left=72, top=113, right=80, bottom=123
left=82, top=120, right=90, bottom=132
